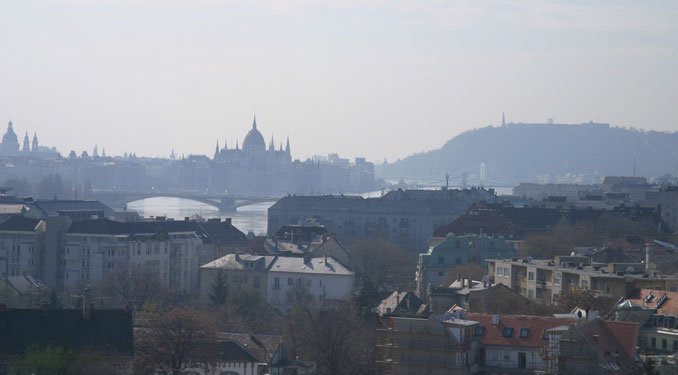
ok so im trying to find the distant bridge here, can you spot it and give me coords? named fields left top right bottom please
left=89, top=191, right=280, bottom=212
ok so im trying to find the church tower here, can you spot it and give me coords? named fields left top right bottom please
left=22, top=132, right=30, bottom=152
left=214, top=140, right=220, bottom=160
left=32, top=132, right=38, bottom=151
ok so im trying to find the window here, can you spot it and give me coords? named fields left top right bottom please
left=474, top=326, right=485, bottom=336
left=307, top=279, right=312, bottom=286
left=528, top=272, right=534, bottom=281
left=273, top=277, right=280, bottom=289
left=662, top=339, right=667, bottom=350
left=456, top=257, right=462, bottom=265
left=502, top=327, right=514, bottom=337
left=438, top=271, right=443, bottom=277
left=651, top=337, right=656, bottom=348
left=254, top=276, right=261, bottom=289
left=519, top=328, right=529, bottom=338
left=438, top=257, right=444, bottom=265
left=288, top=278, right=293, bottom=286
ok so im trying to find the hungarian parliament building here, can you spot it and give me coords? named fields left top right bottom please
left=0, top=118, right=376, bottom=197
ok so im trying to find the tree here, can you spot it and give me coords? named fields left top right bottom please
left=351, top=238, right=415, bottom=304
left=2, top=177, right=33, bottom=197
left=557, top=286, right=615, bottom=313
left=519, top=234, right=572, bottom=259
left=12, top=345, right=72, bottom=375
left=137, top=307, right=217, bottom=374
left=98, top=264, right=166, bottom=309
left=287, top=288, right=375, bottom=375
left=208, top=271, right=228, bottom=308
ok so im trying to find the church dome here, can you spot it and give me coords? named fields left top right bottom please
left=242, top=116, right=265, bottom=152
left=2, top=121, right=18, bottom=146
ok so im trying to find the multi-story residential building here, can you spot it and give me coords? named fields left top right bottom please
left=0, top=216, right=44, bottom=279
left=377, top=312, right=482, bottom=375
left=643, top=185, right=678, bottom=232
left=615, top=288, right=678, bottom=355
left=65, top=220, right=204, bottom=294
left=268, top=188, right=496, bottom=251
left=416, top=234, right=516, bottom=297
left=0, top=214, right=247, bottom=293
left=267, top=255, right=353, bottom=311
left=489, top=257, right=678, bottom=303
left=199, top=254, right=354, bottom=312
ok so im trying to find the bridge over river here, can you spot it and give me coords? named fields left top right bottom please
left=89, top=191, right=280, bottom=212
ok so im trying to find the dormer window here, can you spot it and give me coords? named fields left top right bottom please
left=519, top=328, right=529, bottom=338
left=502, top=327, right=514, bottom=337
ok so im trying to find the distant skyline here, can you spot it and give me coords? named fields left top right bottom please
left=1, top=1, right=677, bottom=162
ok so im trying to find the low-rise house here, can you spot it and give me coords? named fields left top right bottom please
left=428, top=280, right=530, bottom=314
left=558, top=319, right=639, bottom=375
left=466, top=313, right=574, bottom=374
left=184, top=333, right=284, bottom=375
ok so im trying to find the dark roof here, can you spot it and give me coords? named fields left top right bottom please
left=0, top=215, right=41, bottom=232
left=0, top=308, right=134, bottom=355
left=216, top=333, right=282, bottom=363
left=67, top=218, right=248, bottom=243
left=27, top=200, right=114, bottom=218
left=270, top=188, right=495, bottom=216
left=433, top=209, right=519, bottom=238
left=561, top=319, right=638, bottom=371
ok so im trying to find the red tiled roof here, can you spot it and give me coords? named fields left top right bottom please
left=465, top=313, right=574, bottom=349
left=563, top=319, right=639, bottom=370
left=625, top=288, right=678, bottom=316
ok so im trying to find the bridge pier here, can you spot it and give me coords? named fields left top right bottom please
left=218, top=197, right=237, bottom=212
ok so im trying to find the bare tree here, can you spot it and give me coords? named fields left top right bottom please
left=136, top=307, right=217, bottom=374
left=351, top=238, right=415, bottom=303
left=99, top=264, right=166, bottom=309
left=288, top=292, right=376, bottom=375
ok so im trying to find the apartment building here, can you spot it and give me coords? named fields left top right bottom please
left=615, top=288, right=678, bottom=354
left=416, top=234, right=516, bottom=297
left=488, top=257, right=678, bottom=303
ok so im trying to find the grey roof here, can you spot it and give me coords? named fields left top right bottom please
left=201, top=254, right=277, bottom=270
left=217, top=333, right=282, bottom=363
left=269, top=256, right=353, bottom=276
left=27, top=199, right=114, bottom=218
left=269, top=190, right=493, bottom=216
left=0, top=215, right=41, bottom=232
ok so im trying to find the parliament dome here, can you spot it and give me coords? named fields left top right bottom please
left=243, top=116, right=266, bottom=152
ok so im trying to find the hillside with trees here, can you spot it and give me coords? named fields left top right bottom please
left=377, top=123, right=678, bottom=184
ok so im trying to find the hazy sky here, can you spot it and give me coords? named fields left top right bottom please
left=1, top=1, right=677, bottom=162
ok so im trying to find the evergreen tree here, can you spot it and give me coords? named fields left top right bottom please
left=208, top=271, right=228, bottom=308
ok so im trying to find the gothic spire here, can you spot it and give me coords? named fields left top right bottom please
left=214, top=140, right=220, bottom=159
left=252, top=114, right=257, bottom=129
left=22, top=132, right=30, bottom=152
left=224, top=139, right=227, bottom=150
left=285, top=135, right=290, bottom=155
left=236, top=139, right=239, bottom=150
left=32, top=132, right=38, bottom=151
left=269, top=135, right=275, bottom=151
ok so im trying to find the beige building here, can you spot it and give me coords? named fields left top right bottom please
left=199, top=254, right=273, bottom=304
left=489, top=257, right=678, bottom=303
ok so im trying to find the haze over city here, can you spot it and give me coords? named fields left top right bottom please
left=2, top=0, right=677, bottom=162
